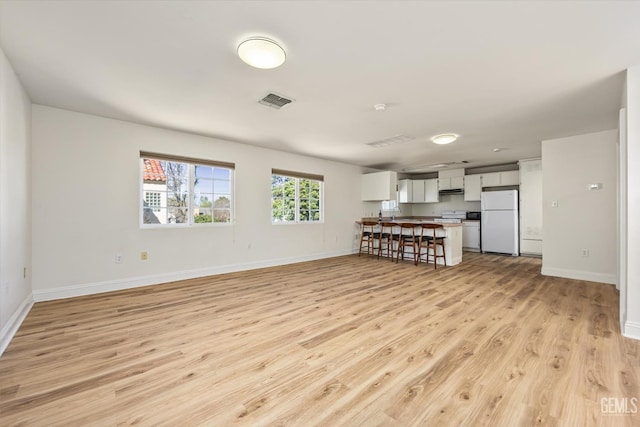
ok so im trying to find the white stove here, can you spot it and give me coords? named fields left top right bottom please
left=434, top=210, right=467, bottom=223
left=433, top=218, right=462, bottom=223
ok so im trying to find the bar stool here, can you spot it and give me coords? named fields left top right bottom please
left=358, top=221, right=380, bottom=256
left=396, top=223, right=421, bottom=265
left=378, top=222, right=399, bottom=261
left=418, top=223, right=447, bottom=269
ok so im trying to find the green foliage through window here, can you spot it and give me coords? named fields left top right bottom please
left=272, top=174, right=321, bottom=223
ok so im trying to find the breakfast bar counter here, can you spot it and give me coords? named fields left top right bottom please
left=355, top=218, right=463, bottom=266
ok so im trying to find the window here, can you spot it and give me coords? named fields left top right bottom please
left=140, top=152, right=234, bottom=226
left=271, top=169, right=323, bottom=223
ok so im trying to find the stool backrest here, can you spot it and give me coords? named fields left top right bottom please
left=380, top=222, right=397, bottom=233
left=420, top=223, right=444, bottom=240
left=361, top=220, right=378, bottom=234
left=399, top=222, right=420, bottom=239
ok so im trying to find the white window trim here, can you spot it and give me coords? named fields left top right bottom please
left=140, top=158, right=235, bottom=228
left=271, top=174, right=324, bottom=224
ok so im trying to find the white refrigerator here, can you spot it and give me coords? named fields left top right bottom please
left=481, top=190, right=519, bottom=256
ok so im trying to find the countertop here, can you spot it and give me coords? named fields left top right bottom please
left=358, top=217, right=463, bottom=227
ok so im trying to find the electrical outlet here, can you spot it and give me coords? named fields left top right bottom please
left=115, top=254, right=123, bottom=264
left=140, top=251, right=148, bottom=261
left=582, top=249, right=589, bottom=257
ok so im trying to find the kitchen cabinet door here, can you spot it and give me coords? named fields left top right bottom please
left=362, top=171, right=398, bottom=201
left=424, top=179, right=439, bottom=202
left=438, top=177, right=451, bottom=190
left=462, top=221, right=481, bottom=251
left=398, top=179, right=413, bottom=203
left=438, top=176, right=464, bottom=190
left=451, top=176, right=464, bottom=189
left=481, top=171, right=519, bottom=188
left=464, top=174, right=481, bottom=201
left=412, top=179, right=426, bottom=203
left=481, top=172, right=501, bottom=187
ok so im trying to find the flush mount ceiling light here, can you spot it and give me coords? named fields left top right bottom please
left=237, top=37, right=286, bottom=69
left=431, top=133, right=459, bottom=145
left=374, top=103, right=386, bottom=111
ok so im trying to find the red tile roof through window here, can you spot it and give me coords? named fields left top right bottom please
left=143, top=158, right=166, bottom=182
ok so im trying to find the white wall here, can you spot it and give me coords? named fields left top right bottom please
left=0, top=49, right=32, bottom=355
left=541, top=129, right=617, bottom=284
left=622, top=66, right=640, bottom=339
left=31, top=106, right=364, bottom=300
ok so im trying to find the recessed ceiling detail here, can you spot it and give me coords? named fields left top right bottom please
left=366, top=135, right=414, bottom=148
left=258, top=93, right=294, bottom=109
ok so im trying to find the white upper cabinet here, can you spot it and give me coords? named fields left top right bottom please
left=424, top=178, right=439, bottom=203
left=362, top=171, right=398, bottom=201
left=438, top=168, right=465, bottom=190
left=481, top=172, right=501, bottom=187
left=411, top=179, right=425, bottom=203
left=481, top=170, right=519, bottom=188
left=398, top=178, right=413, bottom=203
left=439, top=176, right=464, bottom=190
left=464, top=174, right=482, bottom=201
left=401, top=178, right=439, bottom=203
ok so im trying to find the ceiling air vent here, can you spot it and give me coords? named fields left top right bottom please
left=366, top=135, right=414, bottom=148
left=259, top=93, right=294, bottom=109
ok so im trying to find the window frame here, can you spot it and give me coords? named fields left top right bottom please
left=140, top=153, right=235, bottom=228
left=271, top=169, right=324, bottom=224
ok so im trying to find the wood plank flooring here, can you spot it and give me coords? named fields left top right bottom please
left=1, top=253, right=638, bottom=426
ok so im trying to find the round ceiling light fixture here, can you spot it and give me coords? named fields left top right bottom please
left=431, top=133, right=458, bottom=145
left=374, top=103, right=387, bottom=111
left=237, top=37, right=286, bottom=69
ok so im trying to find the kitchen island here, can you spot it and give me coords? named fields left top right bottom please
left=356, top=218, right=463, bottom=266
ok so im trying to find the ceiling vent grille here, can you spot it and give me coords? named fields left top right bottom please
left=366, top=135, right=414, bottom=148
left=259, top=93, right=294, bottom=109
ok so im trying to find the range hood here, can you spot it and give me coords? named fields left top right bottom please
left=439, top=188, right=464, bottom=195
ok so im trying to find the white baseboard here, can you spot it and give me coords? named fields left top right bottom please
left=33, top=249, right=357, bottom=302
left=0, top=294, right=34, bottom=357
left=623, top=321, right=640, bottom=341
left=541, top=267, right=616, bottom=285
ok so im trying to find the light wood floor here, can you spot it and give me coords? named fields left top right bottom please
left=1, top=253, right=638, bottom=426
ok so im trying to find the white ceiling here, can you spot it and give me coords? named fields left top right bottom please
left=2, top=0, right=639, bottom=172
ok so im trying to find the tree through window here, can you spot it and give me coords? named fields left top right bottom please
left=271, top=169, right=322, bottom=223
left=141, top=152, right=234, bottom=226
